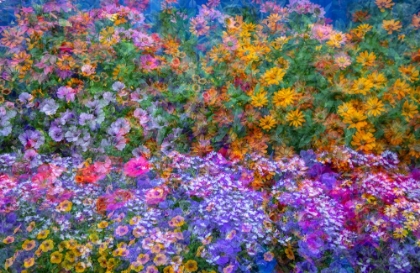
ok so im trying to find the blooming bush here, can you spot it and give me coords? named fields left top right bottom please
left=0, top=0, right=419, bottom=272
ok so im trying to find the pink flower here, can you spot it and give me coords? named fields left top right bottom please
left=334, top=53, right=352, bottom=69
left=311, top=24, right=333, bottom=41
left=115, top=225, right=129, bottom=236
left=140, top=54, right=159, bottom=71
left=145, top=187, right=167, bottom=205
left=123, top=156, right=150, bottom=177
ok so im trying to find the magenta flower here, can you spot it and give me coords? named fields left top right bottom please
left=123, top=156, right=150, bottom=177
left=140, top=54, right=159, bottom=71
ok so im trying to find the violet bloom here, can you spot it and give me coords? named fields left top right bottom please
left=19, top=130, right=45, bottom=149
left=64, top=126, right=81, bottom=142
left=133, top=108, right=149, bottom=125
left=57, top=86, right=76, bottom=102
left=112, top=81, right=125, bottom=92
left=59, top=110, right=75, bottom=126
left=79, top=113, right=94, bottom=126
left=107, top=118, right=131, bottom=136
left=18, top=92, right=34, bottom=106
left=23, top=149, right=39, bottom=162
left=132, top=32, right=154, bottom=49
left=39, top=98, right=59, bottom=115
left=48, top=126, right=64, bottom=142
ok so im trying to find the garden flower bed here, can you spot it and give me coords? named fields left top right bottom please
left=0, top=0, right=419, bottom=272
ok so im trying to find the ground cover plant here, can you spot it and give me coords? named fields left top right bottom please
left=0, top=0, right=420, bottom=272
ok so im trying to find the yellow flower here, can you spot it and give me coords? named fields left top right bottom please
left=98, top=256, right=108, bottom=268
left=50, top=251, right=63, bottom=264
left=399, top=65, right=419, bottom=82
left=351, top=130, right=376, bottom=153
left=337, top=102, right=356, bottom=117
left=355, top=24, right=372, bottom=34
left=22, top=239, right=36, bottom=251
left=250, top=89, right=268, bottom=108
left=40, top=239, right=54, bottom=252
left=393, top=227, right=408, bottom=239
left=89, top=233, right=99, bottom=243
left=383, top=19, right=402, bottom=34
left=375, top=0, right=394, bottom=12
left=65, top=251, right=77, bottom=263
left=129, top=216, right=142, bottom=225
left=366, top=97, right=385, bottom=117
left=273, top=87, right=297, bottom=108
left=184, top=260, right=198, bottom=272
left=326, top=32, right=346, bottom=48
left=261, top=67, right=286, bottom=86
left=343, top=109, right=367, bottom=130
left=351, top=78, right=373, bottom=95
left=286, top=109, right=305, bottom=127
left=402, top=100, right=419, bottom=121
left=391, top=79, right=412, bottom=100
left=163, top=265, right=175, bottom=273
left=356, top=51, right=376, bottom=67
left=97, top=221, right=109, bottom=229
left=23, top=257, right=34, bottom=268
left=259, top=115, right=277, bottom=130
left=57, top=200, right=73, bottom=212
left=367, top=71, right=387, bottom=88
left=37, top=229, right=50, bottom=240
left=75, top=262, right=87, bottom=273
left=107, top=258, right=117, bottom=270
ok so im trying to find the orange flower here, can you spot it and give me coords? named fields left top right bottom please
left=56, top=54, right=76, bottom=71
left=390, top=79, right=412, bottom=100
left=383, top=19, right=402, bottom=34
left=399, top=65, right=419, bottom=82
left=96, top=197, right=108, bottom=215
left=412, top=13, right=420, bottom=29
left=352, top=10, right=370, bottom=23
left=375, top=0, right=394, bottom=12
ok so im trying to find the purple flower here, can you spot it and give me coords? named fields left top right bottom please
left=59, top=110, right=75, bottom=125
left=79, top=113, right=94, bottom=126
left=112, top=81, right=125, bottom=92
left=49, top=126, right=64, bottom=142
left=57, top=86, right=76, bottom=102
left=39, top=98, right=59, bottom=115
left=19, top=130, right=45, bottom=149
left=64, top=126, right=81, bottom=142
left=107, top=118, right=131, bottom=136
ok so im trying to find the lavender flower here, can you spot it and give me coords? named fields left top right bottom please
left=64, top=126, right=81, bottom=142
left=39, top=98, right=59, bottom=115
left=48, top=126, right=64, bottom=142
left=19, top=129, right=45, bottom=149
